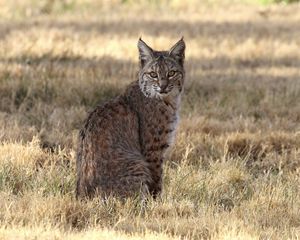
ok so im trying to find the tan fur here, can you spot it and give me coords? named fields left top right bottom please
left=76, top=38, right=185, bottom=199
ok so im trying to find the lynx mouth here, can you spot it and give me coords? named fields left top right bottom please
left=159, top=90, right=169, bottom=94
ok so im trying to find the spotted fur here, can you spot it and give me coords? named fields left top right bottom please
left=76, top=38, right=185, bottom=199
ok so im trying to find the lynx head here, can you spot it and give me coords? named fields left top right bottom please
left=138, top=38, right=185, bottom=99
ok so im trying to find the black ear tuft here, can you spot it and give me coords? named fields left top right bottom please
left=138, top=38, right=154, bottom=68
left=169, top=37, right=185, bottom=66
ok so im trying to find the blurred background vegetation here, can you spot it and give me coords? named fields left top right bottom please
left=0, top=0, right=299, bottom=19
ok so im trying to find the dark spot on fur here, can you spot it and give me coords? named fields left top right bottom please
left=165, top=129, right=174, bottom=134
left=160, top=144, right=169, bottom=150
left=159, top=108, right=166, bottom=114
left=150, top=128, right=156, bottom=135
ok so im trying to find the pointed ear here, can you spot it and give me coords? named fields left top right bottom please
left=169, top=37, right=185, bottom=66
left=138, top=38, right=154, bottom=67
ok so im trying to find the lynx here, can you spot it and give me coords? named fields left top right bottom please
left=76, top=38, right=185, bottom=199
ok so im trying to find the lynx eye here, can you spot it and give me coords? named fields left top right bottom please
left=168, top=71, right=175, bottom=77
left=149, top=72, right=158, bottom=78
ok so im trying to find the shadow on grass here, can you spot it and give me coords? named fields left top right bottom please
left=0, top=56, right=137, bottom=121
left=1, top=54, right=299, bottom=112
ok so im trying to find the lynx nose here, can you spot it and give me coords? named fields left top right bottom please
left=159, top=81, right=168, bottom=93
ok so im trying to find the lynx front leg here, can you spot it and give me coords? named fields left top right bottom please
left=150, top=177, right=162, bottom=198
left=147, top=163, right=163, bottom=198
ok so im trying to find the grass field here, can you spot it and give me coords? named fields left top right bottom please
left=0, top=0, right=300, bottom=239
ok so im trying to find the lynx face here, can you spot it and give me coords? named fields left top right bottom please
left=138, top=38, right=185, bottom=99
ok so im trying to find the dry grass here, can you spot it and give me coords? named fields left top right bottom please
left=0, top=0, right=300, bottom=239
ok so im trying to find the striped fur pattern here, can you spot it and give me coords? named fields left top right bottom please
left=76, top=38, right=185, bottom=199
